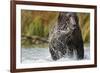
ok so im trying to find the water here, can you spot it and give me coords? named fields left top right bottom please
left=21, top=46, right=90, bottom=63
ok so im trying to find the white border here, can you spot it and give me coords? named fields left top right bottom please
left=16, top=4, right=95, bottom=69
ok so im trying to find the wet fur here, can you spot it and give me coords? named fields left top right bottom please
left=49, top=12, right=84, bottom=60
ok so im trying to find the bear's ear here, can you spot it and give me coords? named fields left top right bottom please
left=58, top=12, right=62, bottom=21
left=58, top=12, right=63, bottom=22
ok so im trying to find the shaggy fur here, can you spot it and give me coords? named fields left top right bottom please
left=49, top=12, right=84, bottom=60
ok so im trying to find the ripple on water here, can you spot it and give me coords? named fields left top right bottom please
left=21, top=46, right=90, bottom=63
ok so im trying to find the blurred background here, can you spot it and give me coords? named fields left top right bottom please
left=21, top=10, right=90, bottom=48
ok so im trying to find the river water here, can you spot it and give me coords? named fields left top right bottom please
left=21, top=45, right=90, bottom=63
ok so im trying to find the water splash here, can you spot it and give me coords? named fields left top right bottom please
left=21, top=46, right=90, bottom=63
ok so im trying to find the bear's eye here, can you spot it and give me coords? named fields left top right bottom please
left=68, top=14, right=71, bottom=17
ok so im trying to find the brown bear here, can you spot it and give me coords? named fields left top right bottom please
left=49, top=12, right=84, bottom=60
